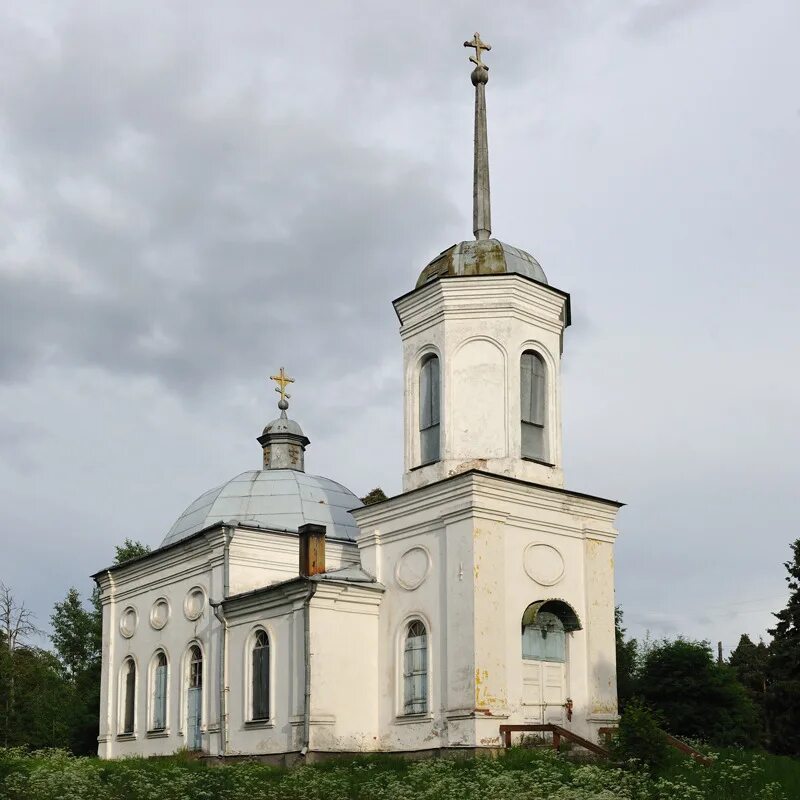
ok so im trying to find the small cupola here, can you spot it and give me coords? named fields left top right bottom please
left=257, top=368, right=310, bottom=471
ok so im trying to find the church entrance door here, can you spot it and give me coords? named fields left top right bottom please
left=521, top=610, right=567, bottom=723
left=521, top=661, right=566, bottom=723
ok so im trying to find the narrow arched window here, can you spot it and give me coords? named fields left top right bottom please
left=522, top=612, right=566, bottom=663
left=252, top=630, right=270, bottom=721
left=152, top=652, right=168, bottom=730
left=521, top=351, right=547, bottom=461
left=187, top=645, right=203, bottom=750
left=403, top=620, right=428, bottom=714
left=419, top=355, right=441, bottom=464
left=122, top=658, right=136, bottom=734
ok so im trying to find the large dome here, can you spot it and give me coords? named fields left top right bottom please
left=162, top=470, right=360, bottom=547
left=416, top=238, right=547, bottom=288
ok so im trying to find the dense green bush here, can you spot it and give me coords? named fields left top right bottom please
left=638, top=638, right=761, bottom=747
left=609, top=698, right=669, bottom=769
left=0, top=746, right=796, bottom=800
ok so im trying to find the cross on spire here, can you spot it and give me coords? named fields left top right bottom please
left=464, top=32, right=491, bottom=70
left=269, top=367, right=294, bottom=410
left=464, top=33, right=492, bottom=240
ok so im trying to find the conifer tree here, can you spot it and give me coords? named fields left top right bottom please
left=766, top=538, right=800, bottom=755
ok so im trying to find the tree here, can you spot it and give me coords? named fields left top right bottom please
left=637, top=637, right=760, bottom=746
left=765, top=538, right=800, bottom=755
left=0, top=583, right=42, bottom=747
left=114, top=538, right=151, bottom=564
left=615, top=607, right=638, bottom=710
left=361, top=487, right=388, bottom=505
left=729, top=633, right=769, bottom=743
left=51, top=588, right=99, bottom=679
left=50, top=587, right=103, bottom=754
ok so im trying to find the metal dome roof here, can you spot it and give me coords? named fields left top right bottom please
left=161, top=470, right=360, bottom=547
left=416, top=238, right=547, bottom=288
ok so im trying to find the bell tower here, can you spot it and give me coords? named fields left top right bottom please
left=395, top=34, right=571, bottom=493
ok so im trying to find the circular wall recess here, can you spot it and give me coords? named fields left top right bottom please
left=184, top=587, right=206, bottom=621
left=395, top=546, right=431, bottom=591
left=523, top=543, right=565, bottom=586
left=149, top=598, right=170, bottom=630
left=119, top=606, right=138, bottom=638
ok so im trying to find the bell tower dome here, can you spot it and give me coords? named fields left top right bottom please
left=395, top=33, right=571, bottom=492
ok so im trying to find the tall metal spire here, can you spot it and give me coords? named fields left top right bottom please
left=464, top=33, right=492, bottom=241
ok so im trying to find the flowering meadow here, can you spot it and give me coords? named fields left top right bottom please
left=0, top=746, right=797, bottom=800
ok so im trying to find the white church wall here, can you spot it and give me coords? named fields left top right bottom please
left=355, top=469, right=620, bottom=751
left=228, top=529, right=359, bottom=596
left=306, top=583, right=382, bottom=752
left=224, top=592, right=304, bottom=756
left=396, top=275, right=567, bottom=494
left=96, top=530, right=227, bottom=759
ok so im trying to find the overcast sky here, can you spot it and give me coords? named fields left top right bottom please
left=1, top=0, right=798, bottom=652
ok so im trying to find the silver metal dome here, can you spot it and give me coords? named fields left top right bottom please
left=416, top=238, right=547, bottom=288
left=162, top=470, right=360, bottom=547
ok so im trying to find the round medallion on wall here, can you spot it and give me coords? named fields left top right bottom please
left=523, top=543, right=565, bottom=586
left=150, top=598, right=170, bottom=630
left=184, top=587, right=206, bottom=621
left=119, top=606, right=138, bottom=638
left=395, top=546, right=431, bottom=591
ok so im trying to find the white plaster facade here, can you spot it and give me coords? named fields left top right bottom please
left=95, top=260, right=622, bottom=760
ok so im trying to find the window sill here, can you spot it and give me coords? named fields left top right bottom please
left=146, top=729, right=170, bottom=739
left=116, top=733, right=136, bottom=742
left=393, top=713, right=433, bottom=725
left=244, top=720, right=275, bottom=729
left=410, top=461, right=439, bottom=472
left=521, top=456, right=556, bottom=468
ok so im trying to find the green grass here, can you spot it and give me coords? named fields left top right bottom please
left=0, top=745, right=798, bottom=800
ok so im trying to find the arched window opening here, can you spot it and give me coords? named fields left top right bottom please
left=520, top=600, right=582, bottom=663
left=151, top=652, right=168, bottom=730
left=121, top=658, right=136, bottom=734
left=187, top=645, right=203, bottom=750
left=522, top=611, right=566, bottom=663
left=251, top=630, right=270, bottom=721
left=403, top=620, right=428, bottom=714
left=520, top=351, right=547, bottom=461
left=419, top=355, right=441, bottom=464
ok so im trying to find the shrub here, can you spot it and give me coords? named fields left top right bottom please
left=610, top=698, right=669, bottom=769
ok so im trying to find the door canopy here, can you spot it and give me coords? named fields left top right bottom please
left=522, top=599, right=582, bottom=632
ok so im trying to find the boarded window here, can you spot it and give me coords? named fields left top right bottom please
left=252, top=630, right=270, bottom=721
left=403, top=620, right=428, bottom=714
left=152, top=652, right=167, bottom=730
left=419, top=355, right=441, bottom=464
left=520, top=351, right=546, bottom=460
left=522, top=611, right=566, bottom=663
left=122, top=659, right=136, bottom=734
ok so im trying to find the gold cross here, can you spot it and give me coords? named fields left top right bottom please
left=269, top=367, right=294, bottom=404
left=464, top=32, right=491, bottom=69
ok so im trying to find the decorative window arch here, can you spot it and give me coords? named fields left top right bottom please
left=521, top=600, right=582, bottom=663
left=520, top=350, right=547, bottom=461
left=186, top=644, right=203, bottom=750
left=402, top=619, right=428, bottom=714
left=150, top=650, right=168, bottom=731
left=419, top=354, right=441, bottom=464
left=251, top=629, right=270, bottom=721
left=120, top=657, right=136, bottom=734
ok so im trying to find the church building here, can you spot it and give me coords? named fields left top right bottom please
left=94, top=34, right=622, bottom=761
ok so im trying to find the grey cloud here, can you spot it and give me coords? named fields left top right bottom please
left=0, top=11, right=458, bottom=395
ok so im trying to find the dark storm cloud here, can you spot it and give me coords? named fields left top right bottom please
left=0, top=10, right=457, bottom=393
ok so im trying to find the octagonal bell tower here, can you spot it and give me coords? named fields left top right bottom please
left=396, top=35, right=571, bottom=493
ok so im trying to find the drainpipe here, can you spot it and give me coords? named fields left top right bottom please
left=300, top=582, right=317, bottom=756
left=210, top=526, right=232, bottom=757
